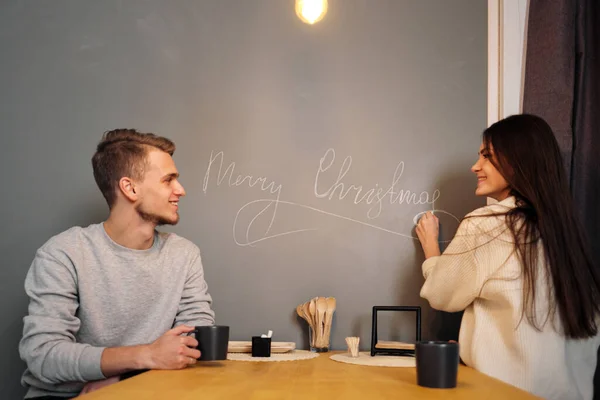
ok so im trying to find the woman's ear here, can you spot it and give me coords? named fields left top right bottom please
left=119, top=177, right=138, bottom=202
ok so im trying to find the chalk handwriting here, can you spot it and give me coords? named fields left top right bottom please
left=314, top=148, right=440, bottom=219
left=202, top=149, right=460, bottom=246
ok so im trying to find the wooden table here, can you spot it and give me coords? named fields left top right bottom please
left=80, top=351, right=540, bottom=399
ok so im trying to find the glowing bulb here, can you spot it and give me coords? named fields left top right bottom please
left=295, top=0, right=328, bottom=25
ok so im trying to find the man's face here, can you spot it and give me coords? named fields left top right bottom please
left=134, top=149, right=186, bottom=226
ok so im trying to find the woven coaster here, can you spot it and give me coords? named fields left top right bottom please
left=227, top=350, right=319, bottom=362
left=330, top=352, right=416, bottom=367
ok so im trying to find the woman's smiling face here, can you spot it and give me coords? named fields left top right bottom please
left=471, top=143, right=511, bottom=201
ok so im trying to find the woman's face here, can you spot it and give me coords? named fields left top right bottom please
left=471, top=143, right=511, bottom=201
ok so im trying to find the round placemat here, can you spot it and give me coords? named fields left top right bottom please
left=330, top=352, right=416, bottom=367
left=227, top=350, right=319, bottom=362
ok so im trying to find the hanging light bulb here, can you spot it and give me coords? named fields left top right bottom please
left=295, top=0, right=328, bottom=25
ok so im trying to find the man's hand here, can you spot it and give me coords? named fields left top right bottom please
left=100, top=325, right=200, bottom=377
left=416, top=211, right=441, bottom=259
left=144, top=325, right=200, bottom=370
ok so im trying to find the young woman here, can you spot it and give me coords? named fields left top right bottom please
left=416, top=114, right=600, bottom=400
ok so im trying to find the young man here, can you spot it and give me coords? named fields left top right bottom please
left=19, top=129, right=215, bottom=399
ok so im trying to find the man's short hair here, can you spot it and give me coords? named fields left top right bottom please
left=92, top=129, right=175, bottom=208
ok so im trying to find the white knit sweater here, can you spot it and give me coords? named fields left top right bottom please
left=420, top=196, right=599, bottom=400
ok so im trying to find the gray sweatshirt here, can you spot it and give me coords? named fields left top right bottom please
left=19, top=223, right=215, bottom=399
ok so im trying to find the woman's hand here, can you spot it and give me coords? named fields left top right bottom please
left=416, top=211, right=441, bottom=259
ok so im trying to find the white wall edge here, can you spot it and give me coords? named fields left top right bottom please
left=488, top=0, right=502, bottom=127
left=487, top=0, right=528, bottom=205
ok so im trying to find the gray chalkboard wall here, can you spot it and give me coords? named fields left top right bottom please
left=0, top=1, right=486, bottom=397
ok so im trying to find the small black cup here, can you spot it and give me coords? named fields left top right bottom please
left=251, top=336, right=271, bottom=357
left=415, top=341, right=459, bottom=389
left=187, top=325, right=230, bottom=361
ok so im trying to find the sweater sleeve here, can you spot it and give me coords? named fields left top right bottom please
left=19, top=247, right=106, bottom=385
left=174, top=248, right=216, bottom=327
left=420, top=217, right=493, bottom=312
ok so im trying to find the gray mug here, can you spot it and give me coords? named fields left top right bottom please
left=186, top=325, right=230, bottom=361
left=415, top=341, right=459, bottom=388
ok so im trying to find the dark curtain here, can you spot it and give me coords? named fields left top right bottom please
left=523, top=0, right=600, bottom=398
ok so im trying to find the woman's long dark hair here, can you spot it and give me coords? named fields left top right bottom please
left=483, top=114, right=600, bottom=339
